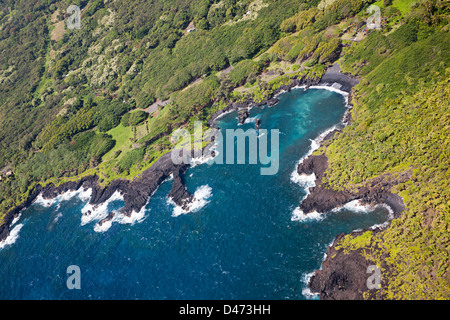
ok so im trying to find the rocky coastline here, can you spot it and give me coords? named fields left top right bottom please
left=308, top=227, right=385, bottom=300
left=0, top=63, right=339, bottom=243
left=207, top=72, right=321, bottom=128
left=1, top=62, right=403, bottom=302
left=0, top=152, right=189, bottom=242
left=296, top=153, right=408, bottom=218
left=297, top=152, right=408, bottom=300
left=288, top=65, right=409, bottom=299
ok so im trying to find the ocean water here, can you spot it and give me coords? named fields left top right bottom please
left=0, top=88, right=391, bottom=299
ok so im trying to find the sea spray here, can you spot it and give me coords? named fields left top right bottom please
left=1, top=88, right=387, bottom=299
left=81, top=190, right=124, bottom=226
left=169, top=184, right=213, bottom=217
left=301, top=271, right=319, bottom=299
left=34, top=188, right=93, bottom=208
left=0, top=223, right=24, bottom=250
left=289, top=126, right=339, bottom=222
left=332, top=199, right=395, bottom=221
left=291, top=208, right=324, bottom=222
left=301, top=239, right=334, bottom=299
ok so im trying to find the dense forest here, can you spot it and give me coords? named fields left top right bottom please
left=0, top=0, right=449, bottom=299
left=0, top=0, right=316, bottom=210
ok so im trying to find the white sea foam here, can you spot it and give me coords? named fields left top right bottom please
left=93, top=217, right=113, bottom=233
left=291, top=207, right=324, bottom=222
left=290, top=172, right=316, bottom=190
left=292, top=126, right=338, bottom=173
left=293, top=85, right=307, bottom=91
left=309, top=85, right=351, bottom=119
left=323, top=239, right=335, bottom=263
left=244, top=116, right=259, bottom=124
left=34, top=187, right=93, bottom=208
left=189, top=141, right=220, bottom=168
left=331, top=199, right=395, bottom=220
left=330, top=200, right=395, bottom=231
left=331, top=199, right=374, bottom=213
left=78, top=188, right=93, bottom=202
left=214, top=108, right=235, bottom=121
left=121, top=206, right=147, bottom=225
left=188, top=185, right=213, bottom=212
left=308, top=85, right=349, bottom=98
left=378, top=203, right=394, bottom=219
left=273, top=89, right=287, bottom=98
left=257, top=131, right=266, bottom=139
left=290, top=126, right=338, bottom=214
left=93, top=205, right=148, bottom=233
left=368, top=203, right=395, bottom=230
left=56, top=189, right=83, bottom=202
left=81, top=190, right=123, bottom=226
left=301, top=271, right=319, bottom=299
left=166, top=197, right=179, bottom=214
left=11, top=213, right=21, bottom=226
left=290, top=84, right=350, bottom=188
left=189, top=154, right=214, bottom=167
left=0, top=223, right=24, bottom=250
left=34, top=193, right=57, bottom=207
left=290, top=126, right=341, bottom=223
left=30, top=184, right=150, bottom=233
left=90, top=177, right=169, bottom=232
left=301, top=239, right=335, bottom=298
left=169, top=184, right=213, bottom=217
left=274, top=85, right=306, bottom=99
left=189, top=140, right=223, bottom=168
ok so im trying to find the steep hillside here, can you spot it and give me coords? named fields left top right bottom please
left=0, top=0, right=449, bottom=299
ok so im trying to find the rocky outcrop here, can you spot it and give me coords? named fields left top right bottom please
left=237, top=110, right=250, bottom=125
left=286, top=64, right=410, bottom=300
left=0, top=175, right=101, bottom=242
left=168, top=165, right=193, bottom=210
left=0, top=151, right=195, bottom=242
left=98, top=211, right=115, bottom=227
left=255, top=118, right=261, bottom=130
left=308, top=229, right=383, bottom=300
left=297, top=152, right=409, bottom=218
left=297, top=154, right=355, bottom=214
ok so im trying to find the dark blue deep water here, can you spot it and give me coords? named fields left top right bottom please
left=0, top=88, right=390, bottom=299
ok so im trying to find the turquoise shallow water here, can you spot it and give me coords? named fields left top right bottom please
left=0, top=88, right=390, bottom=299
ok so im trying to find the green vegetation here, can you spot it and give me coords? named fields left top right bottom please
left=0, top=0, right=316, bottom=218
left=121, top=110, right=148, bottom=127
left=316, top=0, right=450, bottom=299
left=0, top=0, right=449, bottom=299
left=336, top=231, right=373, bottom=253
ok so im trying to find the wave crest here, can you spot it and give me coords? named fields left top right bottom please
left=169, top=184, right=213, bottom=217
left=0, top=223, right=24, bottom=250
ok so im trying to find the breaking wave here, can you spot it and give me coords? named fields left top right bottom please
left=168, top=185, right=213, bottom=217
